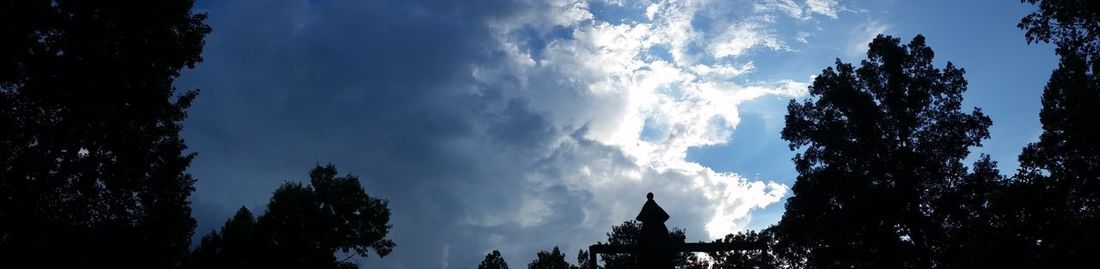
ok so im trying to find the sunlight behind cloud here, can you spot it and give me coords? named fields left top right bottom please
left=473, top=0, right=825, bottom=238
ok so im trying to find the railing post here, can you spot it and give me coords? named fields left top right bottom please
left=589, top=245, right=598, bottom=269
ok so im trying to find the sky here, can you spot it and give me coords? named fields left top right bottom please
left=175, top=0, right=1058, bottom=268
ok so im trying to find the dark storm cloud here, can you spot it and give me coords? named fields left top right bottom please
left=178, top=0, right=593, bottom=268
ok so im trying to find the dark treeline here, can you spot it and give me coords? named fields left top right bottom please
left=479, top=0, right=1100, bottom=268
left=0, top=1, right=395, bottom=269
left=479, top=221, right=709, bottom=269
left=2, top=0, right=1098, bottom=269
left=184, top=165, right=394, bottom=269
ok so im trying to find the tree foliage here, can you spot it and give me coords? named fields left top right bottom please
left=528, top=247, right=574, bottom=269
left=575, top=249, right=598, bottom=269
left=1016, top=32, right=1100, bottom=269
left=187, top=207, right=261, bottom=269
left=706, top=230, right=777, bottom=269
left=1016, top=1, right=1100, bottom=267
left=1019, top=0, right=1100, bottom=61
left=186, top=164, right=395, bottom=269
left=480, top=250, right=510, bottom=269
left=776, top=34, right=992, bottom=268
left=0, top=1, right=210, bottom=268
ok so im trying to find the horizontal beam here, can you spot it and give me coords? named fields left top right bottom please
left=589, top=244, right=638, bottom=253
left=678, top=242, right=766, bottom=252
left=587, top=242, right=765, bottom=269
left=589, top=242, right=766, bottom=254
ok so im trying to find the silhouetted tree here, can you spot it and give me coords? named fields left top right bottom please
left=575, top=249, right=593, bottom=269
left=599, top=220, right=692, bottom=269
left=707, top=230, right=777, bottom=269
left=187, top=164, right=395, bottom=269
left=0, top=1, right=210, bottom=268
left=480, top=250, right=510, bottom=269
left=1019, top=0, right=1100, bottom=61
left=683, top=254, right=711, bottom=269
left=1015, top=2, right=1100, bottom=267
left=186, top=207, right=260, bottom=269
left=931, top=156, right=1038, bottom=268
left=528, top=247, right=573, bottom=269
left=1014, top=50, right=1100, bottom=268
left=775, top=34, right=992, bottom=268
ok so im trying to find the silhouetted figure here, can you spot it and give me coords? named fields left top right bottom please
left=185, top=164, right=395, bottom=269
left=0, top=1, right=210, bottom=268
left=596, top=209, right=690, bottom=268
left=636, top=193, right=674, bottom=269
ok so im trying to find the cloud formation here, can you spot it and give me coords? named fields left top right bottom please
left=177, top=0, right=844, bottom=268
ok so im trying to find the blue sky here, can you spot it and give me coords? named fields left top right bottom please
left=177, top=0, right=1057, bottom=268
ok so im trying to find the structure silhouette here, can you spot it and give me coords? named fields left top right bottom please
left=587, top=193, right=764, bottom=269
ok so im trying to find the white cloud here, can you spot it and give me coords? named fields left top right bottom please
left=709, top=21, right=786, bottom=59
left=754, top=0, right=805, bottom=20
left=646, top=3, right=660, bottom=20
left=486, top=0, right=593, bottom=33
left=473, top=0, right=814, bottom=239
left=850, top=19, right=890, bottom=56
left=796, top=31, right=811, bottom=43
left=805, top=0, right=839, bottom=19
left=441, top=244, right=450, bottom=269
left=754, top=0, right=844, bottom=20
left=691, top=62, right=756, bottom=79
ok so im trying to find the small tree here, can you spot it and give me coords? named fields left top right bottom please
left=186, top=207, right=260, bottom=269
left=528, top=247, right=572, bottom=269
left=707, top=230, right=776, bottom=269
left=187, top=164, right=395, bottom=269
left=479, top=250, right=510, bottom=269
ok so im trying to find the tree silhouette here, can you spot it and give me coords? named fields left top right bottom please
left=0, top=1, right=210, bottom=268
left=528, top=247, right=574, bottom=269
left=186, top=207, right=261, bottom=269
left=929, top=155, right=1039, bottom=268
left=186, top=164, right=395, bottom=269
left=775, top=34, right=992, bottom=268
left=1014, top=45, right=1100, bottom=269
left=575, top=249, right=593, bottom=269
left=1019, top=0, right=1100, bottom=61
left=1016, top=1, right=1100, bottom=267
left=706, top=230, right=777, bottom=269
left=479, top=250, right=510, bottom=269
